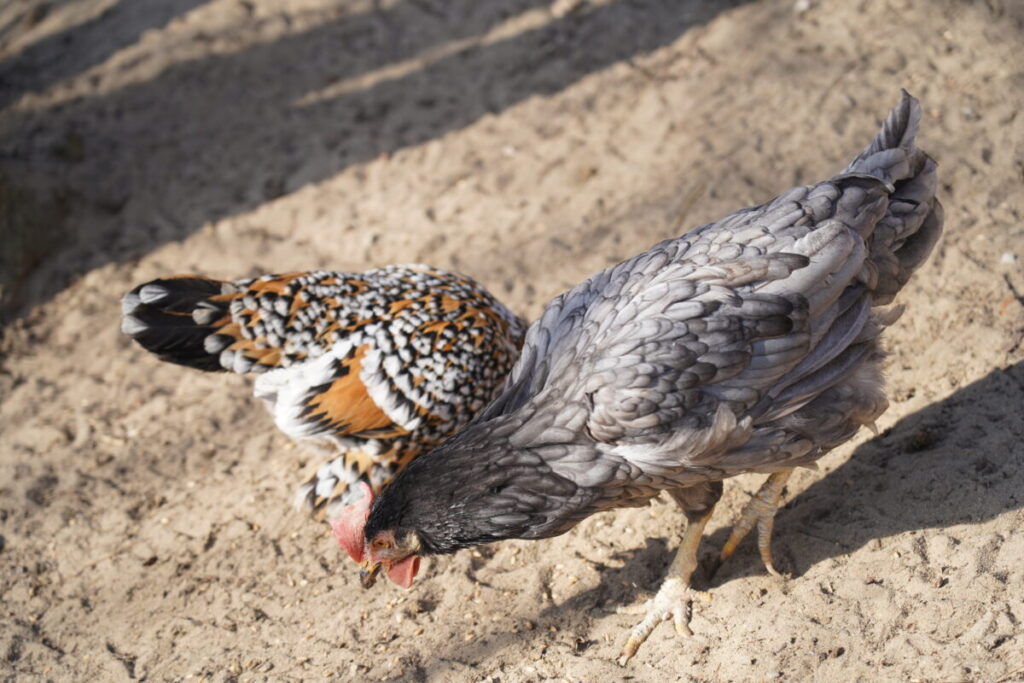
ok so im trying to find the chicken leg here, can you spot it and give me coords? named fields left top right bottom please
left=713, top=469, right=793, bottom=577
left=617, top=509, right=711, bottom=665
left=617, top=482, right=722, bottom=666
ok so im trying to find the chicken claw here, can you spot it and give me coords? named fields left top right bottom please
left=617, top=510, right=712, bottom=665
left=618, top=577, right=694, bottom=665
left=713, top=469, right=793, bottom=578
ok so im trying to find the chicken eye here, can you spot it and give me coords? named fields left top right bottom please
left=371, top=538, right=391, bottom=550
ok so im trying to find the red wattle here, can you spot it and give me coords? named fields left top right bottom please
left=386, top=556, right=421, bottom=589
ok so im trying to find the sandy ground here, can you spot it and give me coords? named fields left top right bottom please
left=2, top=0, right=1024, bottom=680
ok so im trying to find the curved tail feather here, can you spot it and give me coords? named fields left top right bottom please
left=843, top=90, right=944, bottom=306
left=843, top=89, right=923, bottom=185
left=755, top=92, right=944, bottom=425
left=121, top=276, right=235, bottom=372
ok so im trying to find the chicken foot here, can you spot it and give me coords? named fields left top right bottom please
left=713, top=469, right=793, bottom=577
left=616, top=509, right=712, bottom=666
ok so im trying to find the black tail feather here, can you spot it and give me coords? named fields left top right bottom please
left=121, top=276, right=230, bottom=372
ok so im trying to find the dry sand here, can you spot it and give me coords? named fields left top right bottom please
left=2, top=0, right=1023, bottom=680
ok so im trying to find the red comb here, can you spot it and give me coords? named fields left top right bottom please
left=330, top=482, right=374, bottom=563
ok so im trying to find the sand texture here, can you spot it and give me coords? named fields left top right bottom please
left=1, top=0, right=1023, bottom=680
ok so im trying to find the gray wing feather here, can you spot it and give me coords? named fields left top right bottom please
left=478, top=92, right=941, bottom=506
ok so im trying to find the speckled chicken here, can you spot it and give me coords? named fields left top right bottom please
left=334, top=92, right=943, bottom=662
left=121, top=265, right=525, bottom=517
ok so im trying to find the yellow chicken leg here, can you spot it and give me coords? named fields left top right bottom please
left=715, top=469, right=793, bottom=577
left=617, top=509, right=712, bottom=666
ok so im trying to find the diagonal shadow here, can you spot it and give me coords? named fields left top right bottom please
left=0, top=0, right=752, bottom=319
left=710, top=360, right=1024, bottom=582
left=1, top=0, right=559, bottom=109
left=0, top=0, right=209, bottom=108
left=424, top=361, right=1024, bottom=667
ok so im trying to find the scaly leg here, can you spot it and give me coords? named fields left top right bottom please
left=713, top=469, right=793, bottom=577
left=617, top=509, right=712, bottom=666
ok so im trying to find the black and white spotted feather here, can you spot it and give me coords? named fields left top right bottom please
left=121, top=265, right=525, bottom=517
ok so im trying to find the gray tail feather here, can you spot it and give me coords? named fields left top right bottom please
left=843, top=89, right=923, bottom=185
left=849, top=89, right=920, bottom=164
left=845, top=91, right=944, bottom=305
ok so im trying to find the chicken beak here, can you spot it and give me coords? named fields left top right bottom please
left=360, top=561, right=382, bottom=589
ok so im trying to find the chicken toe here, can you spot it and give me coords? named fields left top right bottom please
left=617, top=510, right=712, bottom=666
left=714, top=469, right=793, bottom=577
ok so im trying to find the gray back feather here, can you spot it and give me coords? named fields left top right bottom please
left=388, top=93, right=944, bottom=544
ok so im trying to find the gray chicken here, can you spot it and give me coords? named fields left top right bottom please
left=333, top=91, right=943, bottom=663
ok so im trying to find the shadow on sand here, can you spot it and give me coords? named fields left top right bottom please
left=0, top=0, right=751, bottom=318
left=0, top=0, right=209, bottom=106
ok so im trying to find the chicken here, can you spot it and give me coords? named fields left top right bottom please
left=333, top=92, right=943, bottom=662
left=120, top=265, right=525, bottom=517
